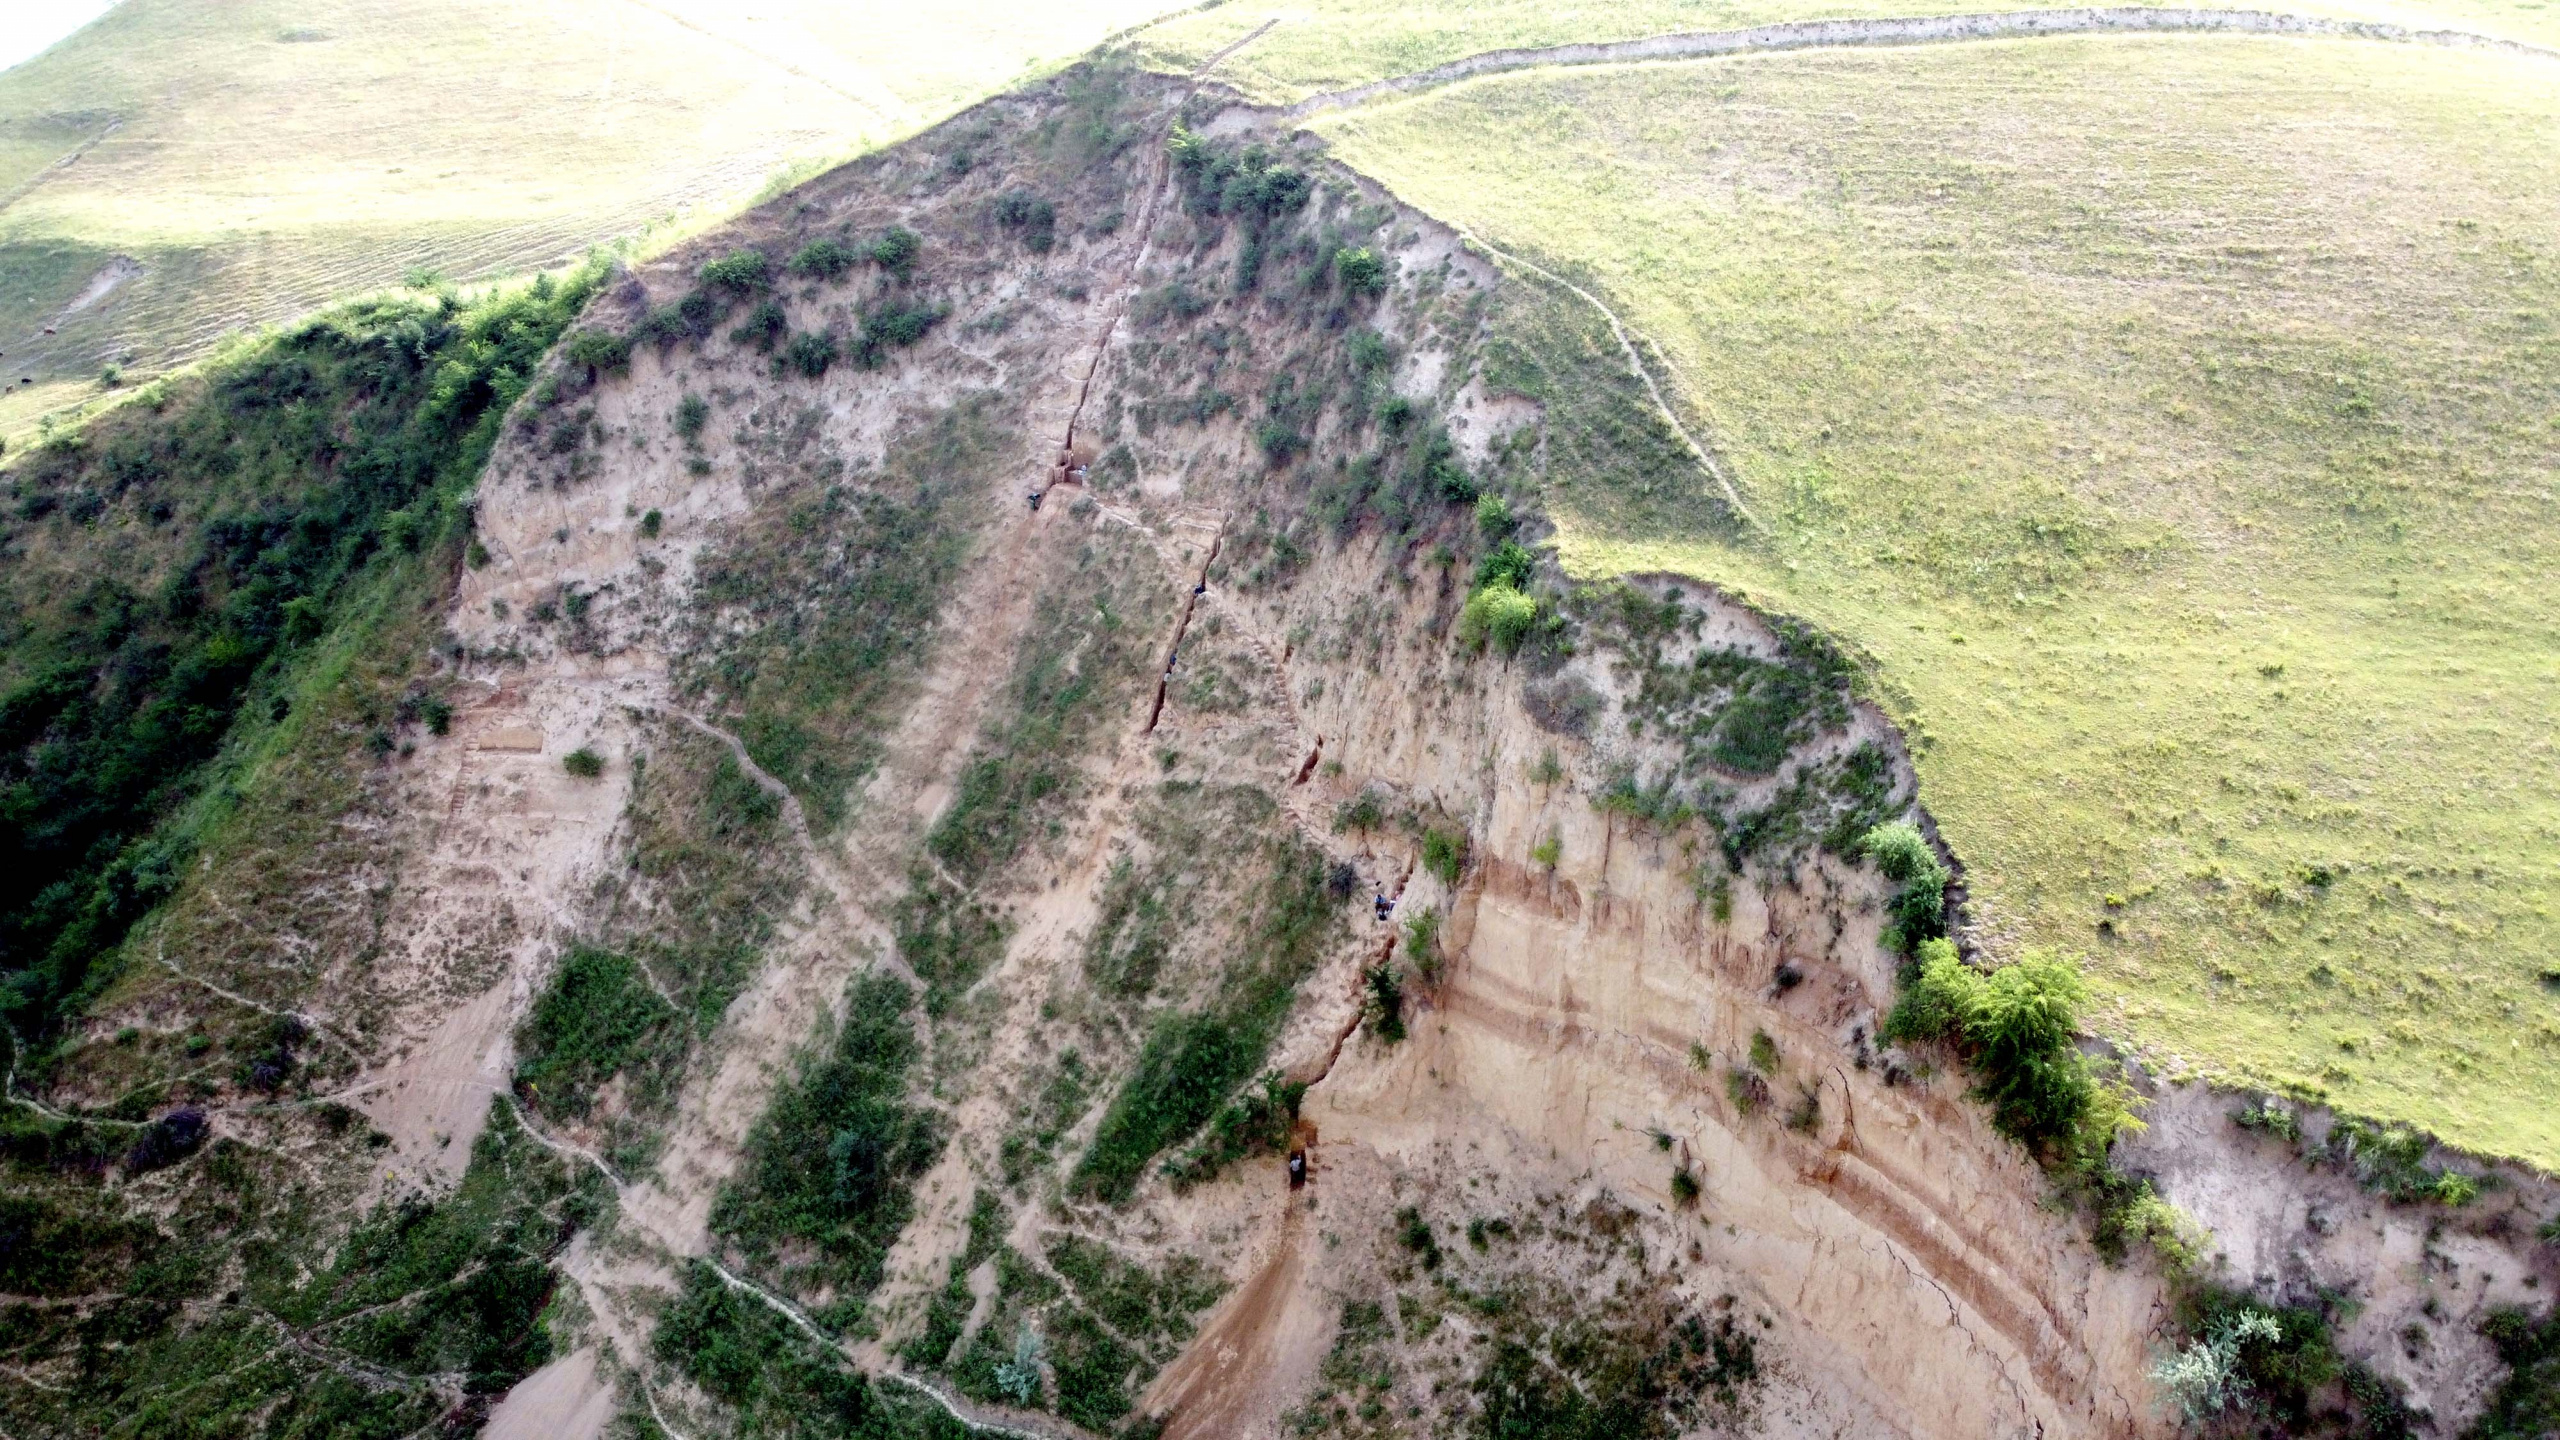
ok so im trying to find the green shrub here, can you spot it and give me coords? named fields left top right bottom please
left=562, top=328, right=630, bottom=373
left=699, top=249, right=771, bottom=292
left=1884, top=941, right=2126, bottom=1155
left=1670, top=1165, right=1701, bottom=1208
left=855, top=301, right=944, bottom=366
left=995, top=190, right=1058, bottom=252
left=729, top=299, right=786, bottom=353
left=675, top=393, right=709, bottom=442
left=781, top=330, right=838, bottom=378
left=1476, top=492, right=1515, bottom=540
left=513, top=946, right=675, bottom=1118
left=1460, top=580, right=1540, bottom=654
left=1748, top=1029, right=1779, bottom=1074
left=2231, top=1096, right=2302, bottom=1143
left=562, top=747, right=604, bottom=778
left=869, top=226, right=922, bottom=278
left=1860, top=820, right=1950, bottom=950
left=1334, top=791, right=1386, bottom=833
left=1363, top=961, right=1405, bottom=1042
left=787, top=237, right=860, bottom=280
left=1334, top=246, right=1388, bottom=297
left=640, top=508, right=663, bottom=539
left=1862, top=821, right=1934, bottom=881
left=1403, top=906, right=1442, bottom=980
left=1348, top=328, right=1391, bottom=374
left=1421, top=827, right=1468, bottom=885
left=1530, top=834, right=1561, bottom=869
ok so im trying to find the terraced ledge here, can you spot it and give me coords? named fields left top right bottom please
left=1276, top=5, right=2559, bottom=119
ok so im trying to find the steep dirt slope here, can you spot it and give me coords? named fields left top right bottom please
left=155, top=60, right=2558, bottom=1440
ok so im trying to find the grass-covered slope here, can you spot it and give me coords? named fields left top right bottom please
left=0, top=0, right=1174, bottom=437
left=1132, top=0, right=2560, bottom=102
left=1314, top=35, right=2560, bottom=1160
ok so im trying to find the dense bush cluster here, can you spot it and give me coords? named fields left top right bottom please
left=1882, top=939, right=2127, bottom=1157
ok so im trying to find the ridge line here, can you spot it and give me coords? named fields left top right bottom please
left=1274, top=6, right=2559, bottom=120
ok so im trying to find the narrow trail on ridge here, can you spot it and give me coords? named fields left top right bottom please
left=1274, top=5, right=2558, bottom=123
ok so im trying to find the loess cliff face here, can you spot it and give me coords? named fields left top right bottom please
left=31, top=58, right=2554, bottom=1440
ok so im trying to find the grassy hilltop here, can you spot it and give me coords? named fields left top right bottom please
left=0, top=0, right=1173, bottom=438
left=1135, top=0, right=2560, bottom=101
left=1294, top=33, right=2560, bottom=1159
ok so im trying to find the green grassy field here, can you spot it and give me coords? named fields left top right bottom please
left=0, top=0, right=1174, bottom=437
left=1135, top=0, right=2560, bottom=101
left=1312, top=34, right=2560, bottom=1163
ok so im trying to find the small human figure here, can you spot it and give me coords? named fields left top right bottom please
left=1027, top=490, right=1042, bottom=511
left=1288, top=1150, right=1308, bottom=1188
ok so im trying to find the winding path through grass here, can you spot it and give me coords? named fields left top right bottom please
left=1275, top=4, right=2555, bottom=119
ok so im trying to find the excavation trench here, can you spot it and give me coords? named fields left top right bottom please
left=1141, top=531, right=1223, bottom=734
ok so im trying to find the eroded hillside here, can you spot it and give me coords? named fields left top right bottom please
left=7, top=54, right=2560, bottom=1440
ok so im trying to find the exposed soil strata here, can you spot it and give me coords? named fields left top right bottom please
left=102, top=57, right=2554, bottom=1440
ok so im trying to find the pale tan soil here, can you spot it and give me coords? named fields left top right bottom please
left=481, top=1345, right=617, bottom=1440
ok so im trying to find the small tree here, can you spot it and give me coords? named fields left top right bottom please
left=1860, top=820, right=1950, bottom=949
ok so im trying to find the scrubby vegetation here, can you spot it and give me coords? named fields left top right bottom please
left=1861, top=821, right=1950, bottom=952
left=682, top=398, right=993, bottom=830
left=1884, top=940, right=2125, bottom=1158
left=513, top=944, right=677, bottom=1120
left=0, top=265, right=604, bottom=1053
left=2146, top=1285, right=2426, bottom=1437
left=1576, top=584, right=1899, bottom=868
left=1289, top=1194, right=1765, bottom=1439
left=654, top=1261, right=973, bottom=1438
left=4, top=1099, right=602, bottom=1435
left=710, top=975, right=942, bottom=1324
left=1075, top=839, right=1338, bottom=1201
